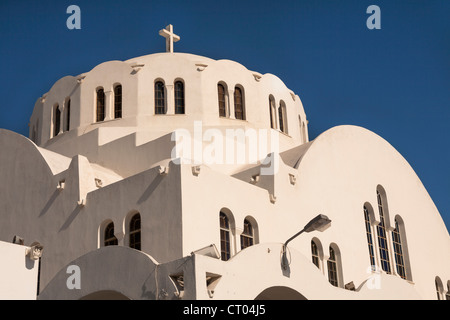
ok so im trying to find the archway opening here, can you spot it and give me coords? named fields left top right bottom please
left=254, top=286, right=307, bottom=300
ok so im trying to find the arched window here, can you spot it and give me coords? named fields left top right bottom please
left=218, top=83, right=226, bottom=117
left=278, top=101, right=287, bottom=133
left=327, top=246, right=339, bottom=287
left=240, top=219, right=254, bottom=249
left=219, top=212, right=231, bottom=261
left=234, top=86, right=245, bottom=120
left=129, top=213, right=141, bottom=250
left=104, top=222, right=118, bottom=247
left=446, top=282, right=450, bottom=300
left=114, top=84, right=122, bottom=119
left=65, top=99, right=71, bottom=132
left=269, top=96, right=276, bottom=129
left=54, top=105, right=61, bottom=137
left=435, top=277, right=444, bottom=300
left=364, top=205, right=376, bottom=269
left=96, top=88, right=105, bottom=122
left=174, top=81, right=185, bottom=114
left=392, top=218, right=407, bottom=279
left=376, top=189, right=391, bottom=273
left=155, top=81, right=166, bottom=114
left=311, top=240, right=320, bottom=269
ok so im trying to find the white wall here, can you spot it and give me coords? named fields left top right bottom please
left=0, top=241, right=39, bottom=300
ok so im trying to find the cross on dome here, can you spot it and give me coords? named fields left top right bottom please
left=159, top=24, right=180, bottom=53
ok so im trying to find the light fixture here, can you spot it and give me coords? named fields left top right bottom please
left=281, top=214, right=331, bottom=270
left=26, top=241, right=44, bottom=261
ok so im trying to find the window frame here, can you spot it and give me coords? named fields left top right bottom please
left=219, top=211, right=231, bottom=261
left=129, top=213, right=141, bottom=251
left=104, top=222, right=118, bottom=247
left=218, top=83, right=227, bottom=117
left=174, top=80, right=185, bottom=114
left=154, top=81, right=166, bottom=115
left=240, top=218, right=254, bottom=250
left=96, top=88, right=105, bottom=122
left=234, top=86, right=245, bottom=120
left=114, top=84, right=122, bottom=119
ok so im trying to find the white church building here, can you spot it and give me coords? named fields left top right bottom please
left=0, top=25, right=449, bottom=300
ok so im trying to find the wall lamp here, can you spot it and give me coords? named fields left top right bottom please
left=26, top=241, right=44, bottom=261
left=281, top=214, right=331, bottom=270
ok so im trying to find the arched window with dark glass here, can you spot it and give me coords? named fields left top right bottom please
left=240, top=219, right=254, bottom=249
left=175, top=81, right=185, bottom=114
left=220, top=212, right=231, bottom=261
left=104, top=222, right=118, bottom=247
left=218, top=83, right=226, bottom=117
left=155, top=81, right=166, bottom=114
left=392, top=218, right=407, bottom=279
left=96, top=88, right=105, bottom=122
left=54, top=105, right=61, bottom=137
left=65, top=99, right=71, bottom=132
left=376, top=189, right=391, bottom=273
left=364, top=205, right=376, bottom=269
left=269, top=96, right=276, bottom=129
left=435, top=277, right=444, bottom=300
left=446, top=282, right=450, bottom=300
left=278, top=101, right=287, bottom=133
left=114, top=84, right=122, bottom=119
left=129, top=213, right=141, bottom=250
left=311, top=240, right=320, bottom=269
left=234, top=86, right=245, bottom=120
left=327, top=246, right=338, bottom=287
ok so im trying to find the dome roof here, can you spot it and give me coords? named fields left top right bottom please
left=28, top=48, right=309, bottom=177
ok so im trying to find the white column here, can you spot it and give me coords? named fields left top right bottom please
left=104, top=90, right=113, bottom=121
left=166, top=84, right=174, bottom=115
left=228, top=89, right=235, bottom=119
left=58, top=106, right=64, bottom=135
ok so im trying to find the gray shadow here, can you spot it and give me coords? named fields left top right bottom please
left=137, top=174, right=164, bottom=205
left=39, top=189, right=60, bottom=217
left=59, top=205, right=82, bottom=231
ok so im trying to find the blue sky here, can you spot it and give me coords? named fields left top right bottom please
left=0, top=0, right=449, bottom=230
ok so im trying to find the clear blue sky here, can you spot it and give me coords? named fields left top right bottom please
left=0, top=0, right=449, bottom=230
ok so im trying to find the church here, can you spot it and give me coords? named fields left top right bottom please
left=0, top=25, right=449, bottom=300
